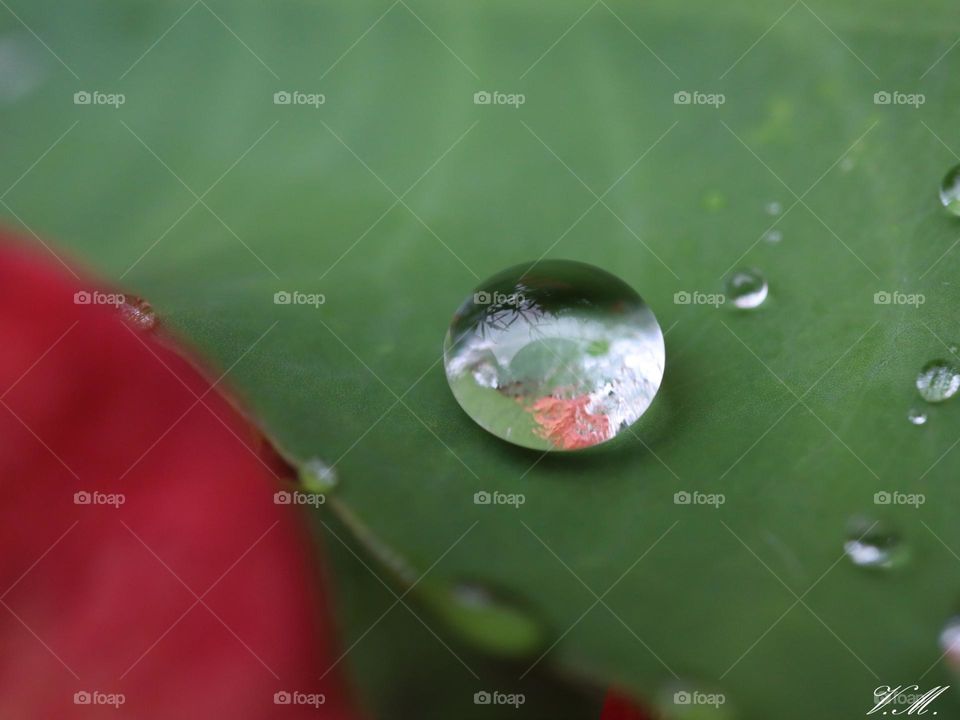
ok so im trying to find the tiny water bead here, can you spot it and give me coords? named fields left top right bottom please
left=916, top=360, right=960, bottom=403
left=908, top=407, right=928, bottom=426
left=419, top=580, right=546, bottom=657
left=762, top=229, right=782, bottom=244
left=764, top=200, right=782, bottom=216
left=443, top=260, right=665, bottom=451
left=724, top=269, right=768, bottom=309
left=299, top=457, right=337, bottom=494
left=940, top=164, right=960, bottom=216
left=118, top=296, right=157, bottom=331
left=843, top=517, right=907, bottom=570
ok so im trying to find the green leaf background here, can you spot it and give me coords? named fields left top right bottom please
left=4, top=0, right=960, bottom=717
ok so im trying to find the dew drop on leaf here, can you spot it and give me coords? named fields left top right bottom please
left=419, top=580, right=547, bottom=658
left=907, top=407, right=928, bottom=426
left=724, top=269, right=768, bottom=309
left=940, top=164, right=960, bottom=216
left=118, top=295, right=157, bottom=331
left=299, top=457, right=337, bottom=494
left=443, top=260, right=665, bottom=452
left=843, top=517, right=907, bottom=570
left=916, top=360, right=960, bottom=403
left=939, top=617, right=960, bottom=672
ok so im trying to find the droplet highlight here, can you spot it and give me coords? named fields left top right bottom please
left=118, top=296, right=157, bottom=331
left=724, top=269, right=768, bottom=309
left=299, top=457, right=338, bottom=494
left=419, top=580, right=546, bottom=657
left=907, top=408, right=928, bottom=426
left=940, top=165, right=960, bottom=216
left=916, top=360, right=960, bottom=403
left=843, top=517, right=907, bottom=570
left=443, top=260, right=665, bottom=451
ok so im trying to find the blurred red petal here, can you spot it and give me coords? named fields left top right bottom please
left=0, top=237, right=360, bottom=718
left=600, top=689, right=653, bottom=720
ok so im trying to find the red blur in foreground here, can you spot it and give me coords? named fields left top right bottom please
left=0, top=239, right=358, bottom=718
left=600, top=690, right=653, bottom=720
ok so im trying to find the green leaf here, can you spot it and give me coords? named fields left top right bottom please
left=5, top=0, right=960, bottom=717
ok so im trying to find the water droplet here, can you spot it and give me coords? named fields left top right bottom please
left=765, top=201, right=782, bottom=216
left=916, top=360, right=960, bottom=403
left=840, top=157, right=855, bottom=173
left=419, top=581, right=546, bottom=657
left=443, top=260, right=665, bottom=451
left=299, top=457, right=337, bottom=494
left=940, top=165, right=960, bottom=216
left=908, top=408, right=928, bottom=426
left=0, top=35, right=45, bottom=103
left=939, top=617, right=960, bottom=671
left=118, top=296, right=157, bottom=331
left=724, top=269, right=768, bottom=309
left=843, top=517, right=907, bottom=570
left=763, top=229, right=782, bottom=244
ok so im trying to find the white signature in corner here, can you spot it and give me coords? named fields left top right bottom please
left=868, top=685, right=949, bottom=715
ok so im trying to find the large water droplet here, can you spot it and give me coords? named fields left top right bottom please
left=419, top=580, right=546, bottom=657
left=916, top=360, right=960, bottom=403
left=940, top=165, right=960, bottom=216
left=844, top=517, right=907, bottom=570
left=443, top=260, right=665, bottom=451
left=299, top=457, right=338, bottom=494
left=908, top=407, right=928, bottom=426
left=119, top=296, right=157, bottom=331
left=724, top=269, right=768, bottom=309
